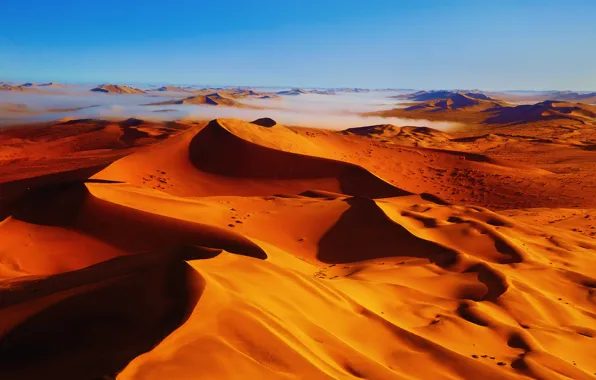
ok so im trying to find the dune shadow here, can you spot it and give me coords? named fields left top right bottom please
left=251, top=117, right=277, bottom=127
left=188, top=119, right=410, bottom=198
left=317, top=197, right=458, bottom=265
left=0, top=164, right=113, bottom=204
left=6, top=181, right=268, bottom=260
left=0, top=246, right=210, bottom=380
left=8, top=181, right=88, bottom=226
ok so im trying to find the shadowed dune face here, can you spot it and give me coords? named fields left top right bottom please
left=0, top=248, right=208, bottom=380
left=188, top=119, right=409, bottom=198
left=317, top=197, right=459, bottom=265
left=0, top=116, right=596, bottom=379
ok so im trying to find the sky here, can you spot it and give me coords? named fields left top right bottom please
left=1, top=0, right=595, bottom=90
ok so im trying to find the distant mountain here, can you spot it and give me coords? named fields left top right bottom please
left=329, top=88, right=371, bottom=93
left=371, top=96, right=596, bottom=126
left=229, top=89, right=274, bottom=97
left=0, top=84, right=18, bottom=91
left=545, top=91, right=596, bottom=103
left=487, top=90, right=596, bottom=104
left=45, top=82, right=68, bottom=88
left=145, top=92, right=251, bottom=107
left=0, top=84, right=45, bottom=93
left=276, top=88, right=310, bottom=96
left=91, top=84, right=146, bottom=94
left=393, top=90, right=494, bottom=102
left=154, top=86, right=191, bottom=92
left=404, top=93, right=505, bottom=111
left=485, top=100, right=596, bottom=125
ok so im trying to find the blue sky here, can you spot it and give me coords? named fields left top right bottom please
left=1, top=0, right=595, bottom=90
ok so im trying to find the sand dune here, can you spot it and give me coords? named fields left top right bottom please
left=91, top=84, right=147, bottom=94
left=277, top=88, right=310, bottom=96
left=393, top=90, right=495, bottom=102
left=1, top=84, right=26, bottom=91
left=277, top=88, right=340, bottom=96
left=19, top=82, right=67, bottom=88
left=546, top=91, right=596, bottom=104
left=1, top=116, right=595, bottom=379
left=95, top=118, right=408, bottom=198
left=404, top=93, right=507, bottom=111
left=372, top=97, right=596, bottom=128
left=92, top=117, right=595, bottom=209
left=145, top=93, right=259, bottom=108
left=153, top=85, right=191, bottom=92
left=344, top=124, right=452, bottom=145
left=0, top=118, right=188, bottom=195
left=0, top=84, right=50, bottom=93
left=486, top=91, right=596, bottom=105
left=485, top=101, right=596, bottom=125
left=38, top=82, right=67, bottom=88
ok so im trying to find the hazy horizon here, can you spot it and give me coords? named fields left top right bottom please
left=2, top=80, right=595, bottom=93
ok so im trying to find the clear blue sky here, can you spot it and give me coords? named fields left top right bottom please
left=1, top=0, right=595, bottom=90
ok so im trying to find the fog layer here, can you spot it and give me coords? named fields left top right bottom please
left=0, top=88, right=460, bottom=130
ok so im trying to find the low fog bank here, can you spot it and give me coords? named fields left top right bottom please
left=0, top=91, right=172, bottom=110
left=244, top=92, right=404, bottom=113
left=0, top=90, right=461, bottom=131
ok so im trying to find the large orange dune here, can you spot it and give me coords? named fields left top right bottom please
left=0, top=117, right=595, bottom=380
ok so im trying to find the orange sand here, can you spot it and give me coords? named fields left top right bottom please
left=0, top=117, right=595, bottom=379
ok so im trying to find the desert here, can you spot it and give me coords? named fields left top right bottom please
left=1, top=2, right=595, bottom=380
left=1, top=91, right=595, bottom=379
